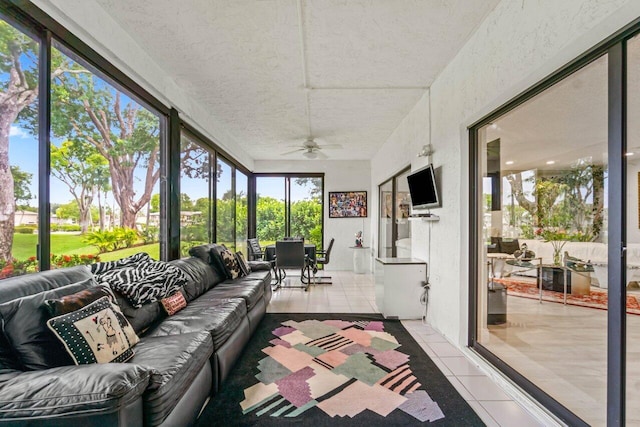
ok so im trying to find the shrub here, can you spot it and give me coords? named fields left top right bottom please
left=50, top=253, right=100, bottom=269
left=14, top=226, right=36, bottom=234
left=0, top=256, right=38, bottom=279
left=83, top=230, right=118, bottom=253
left=140, top=226, right=159, bottom=244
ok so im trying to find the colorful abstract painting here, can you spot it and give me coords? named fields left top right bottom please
left=239, top=319, right=445, bottom=422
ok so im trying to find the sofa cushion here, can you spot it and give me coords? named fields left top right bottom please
left=235, top=251, right=251, bottom=276
left=499, top=238, right=520, bottom=255
left=145, top=296, right=246, bottom=349
left=218, top=247, right=242, bottom=279
left=44, top=284, right=117, bottom=317
left=169, top=257, right=225, bottom=301
left=130, top=331, right=213, bottom=427
left=247, top=260, right=272, bottom=272
left=0, top=265, right=93, bottom=304
left=47, top=297, right=139, bottom=364
left=189, top=244, right=228, bottom=278
left=0, top=363, right=151, bottom=420
left=0, top=279, right=96, bottom=370
left=209, top=279, right=265, bottom=311
left=95, top=258, right=189, bottom=308
left=160, top=291, right=187, bottom=316
left=112, top=291, right=164, bottom=335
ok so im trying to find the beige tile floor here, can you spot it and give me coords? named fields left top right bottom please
left=267, top=270, right=549, bottom=426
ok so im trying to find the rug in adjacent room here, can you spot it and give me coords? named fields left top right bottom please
left=196, top=313, right=484, bottom=426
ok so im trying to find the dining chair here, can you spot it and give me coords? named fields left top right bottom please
left=313, top=238, right=334, bottom=285
left=274, top=240, right=311, bottom=291
left=247, top=238, right=265, bottom=261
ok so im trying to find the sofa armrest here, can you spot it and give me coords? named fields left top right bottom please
left=0, top=363, right=152, bottom=420
left=248, top=261, right=272, bottom=271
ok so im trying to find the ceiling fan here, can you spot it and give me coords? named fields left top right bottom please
left=281, top=138, right=342, bottom=159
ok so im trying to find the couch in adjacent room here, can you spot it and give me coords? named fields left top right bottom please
left=0, top=243, right=272, bottom=426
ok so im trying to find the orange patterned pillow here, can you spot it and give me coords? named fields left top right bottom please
left=161, top=291, right=187, bottom=316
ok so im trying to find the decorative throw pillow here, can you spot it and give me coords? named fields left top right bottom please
left=160, top=291, right=187, bottom=316
left=217, top=247, right=242, bottom=279
left=0, top=279, right=96, bottom=370
left=47, top=297, right=139, bottom=364
left=235, top=251, right=251, bottom=277
left=91, top=252, right=152, bottom=275
left=94, top=259, right=189, bottom=308
left=44, top=284, right=117, bottom=317
left=208, top=244, right=232, bottom=278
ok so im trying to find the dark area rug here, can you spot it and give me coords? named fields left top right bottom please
left=196, top=313, right=484, bottom=426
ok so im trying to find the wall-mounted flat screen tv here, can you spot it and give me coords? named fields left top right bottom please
left=407, top=164, right=440, bottom=209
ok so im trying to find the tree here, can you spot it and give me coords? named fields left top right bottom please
left=50, top=140, right=110, bottom=233
left=10, top=165, right=32, bottom=206
left=150, top=193, right=160, bottom=213
left=0, top=21, right=88, bottom=261
left=294, top=177, right=322, bottom=199
left=0, top=22, right=38, bottom=261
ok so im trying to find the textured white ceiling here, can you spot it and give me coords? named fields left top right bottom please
left=95, top=0, right=499, bottom=161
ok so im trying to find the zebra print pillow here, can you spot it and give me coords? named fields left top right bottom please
left=94, top=256, right=189, bottom=308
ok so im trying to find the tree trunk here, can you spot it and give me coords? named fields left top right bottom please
left=0, top=103, right=20, bottom=262
left=97, top=191, right=105, bottom=231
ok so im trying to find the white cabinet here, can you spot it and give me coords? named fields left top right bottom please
left=375, top=257, right=426, bottom=319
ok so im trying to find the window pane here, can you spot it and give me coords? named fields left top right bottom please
left=235, top=171, right=248, bottom=256
left=256, top=177, right=285, bottom=246
left=290, top=177, right=322, bottom=248
left=395, top=170, right=411, bottom=257
left=216, top=158, right=234, bottom=249
left=627, top=32, right=640, bottom=425
left=180, top=132, right=211, bottom=255
left=0, top=19, right=39, bottom=279
left=476, top=55, right=608, bottom=425
left=379, top=180, right=393, bottom=257
left=50, top=41, right=160, bottom=263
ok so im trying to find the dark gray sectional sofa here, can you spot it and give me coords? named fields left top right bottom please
left=0, top=244, right=272, bottom=426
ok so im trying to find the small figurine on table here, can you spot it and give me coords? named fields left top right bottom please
left=355, top=231, right=363, bottom=247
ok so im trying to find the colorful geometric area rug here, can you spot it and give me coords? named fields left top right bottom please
left=196, top=313, right=484, bottom=426
left=494, top=277, right=640, bottom=315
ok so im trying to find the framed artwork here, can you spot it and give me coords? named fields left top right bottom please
left=329, top=191, right=368, bottom=218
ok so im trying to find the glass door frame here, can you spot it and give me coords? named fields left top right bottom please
left=378, top=166, right=411, bottom=258
left=468, top=20, right=640, bottom=427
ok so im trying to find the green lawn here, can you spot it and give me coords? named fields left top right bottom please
left=11, top=233, right=159, bottom=262
left=12, top=233, right=97, bottom=259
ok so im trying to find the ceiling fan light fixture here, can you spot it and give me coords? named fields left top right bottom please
left=303, top=150, right=317, bottom=159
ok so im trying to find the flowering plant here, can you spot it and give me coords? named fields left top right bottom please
left=535, top=228, right=584, bottom=265
left=0, top=253, right=100, bottom=279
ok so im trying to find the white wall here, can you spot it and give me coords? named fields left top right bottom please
left=254, top=160, right=372, bottom=271
left=33, top=0, right=255, bottom=170
left=371, top=0, right=640, bottom=344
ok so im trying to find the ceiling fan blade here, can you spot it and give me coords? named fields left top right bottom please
left=281, top=148, right=304, bottom=156
left=317, top=144, right=342, bottom=150
left=315, top=150, right=328, bottom=159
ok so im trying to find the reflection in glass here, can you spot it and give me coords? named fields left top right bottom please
left=627, top=33, right=640, bottom=425
left=476, top=55, right=608, bottom=425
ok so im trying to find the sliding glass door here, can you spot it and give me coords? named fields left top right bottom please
left=471, top=25, right=640, bottom=425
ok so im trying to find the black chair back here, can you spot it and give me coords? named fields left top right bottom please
left=323, top=238, right=335, bottom=264
left=247, top=238, right=263, bottom=261
left=275, top=240, right=306, bottom=269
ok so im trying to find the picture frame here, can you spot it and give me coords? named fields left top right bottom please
left=329, top=191, right=368, bottom=218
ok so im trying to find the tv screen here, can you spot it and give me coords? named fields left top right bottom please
left=407, top=164, right=440, bottom=209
